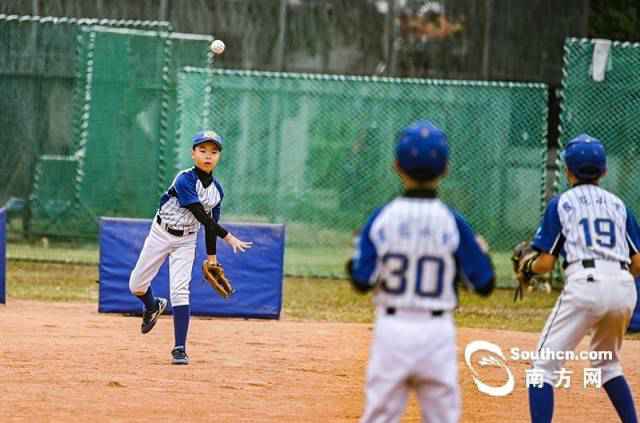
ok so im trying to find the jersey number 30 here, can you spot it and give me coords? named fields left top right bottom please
left=380, top=253, right=444, bottom=297
left=579, top=217, right=616, bottom=248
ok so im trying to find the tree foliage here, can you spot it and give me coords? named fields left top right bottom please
left=590, top=0, right=640, bottom=41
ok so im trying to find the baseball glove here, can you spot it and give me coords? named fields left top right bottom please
left=511, top=241, right=539, bottom=302
left=202, top=261, right=235, bottom=299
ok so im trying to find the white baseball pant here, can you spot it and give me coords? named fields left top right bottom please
left=129, top=220, right=197, bottom=307
left=361, top=308, right=460, bottom=423
left=533, top=260, right=637, bottom=385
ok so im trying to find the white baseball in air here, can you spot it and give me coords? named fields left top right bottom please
left=210, top=39, right=225, bottom=55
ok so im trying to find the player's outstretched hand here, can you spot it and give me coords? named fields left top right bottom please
left=475, top=235, right=490, bottom=254
left=223, top=233, right=253, bottom=253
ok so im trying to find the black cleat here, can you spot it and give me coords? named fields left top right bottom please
left=171, top=346, right=189, bottom=365
left=141, top=297, right=167, bottom=334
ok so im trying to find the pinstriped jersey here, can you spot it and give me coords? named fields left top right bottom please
left=351, top=194, right=494, bottom=311
left=533, top=184, right=640, bottom=264
left=157, top=168, right=223, bottom=232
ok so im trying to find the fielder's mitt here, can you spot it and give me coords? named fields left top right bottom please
left=202, top=261, right=235, bottom=299
left=511, top=241, right=538, bottom=302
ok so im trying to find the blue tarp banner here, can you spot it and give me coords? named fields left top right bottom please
left=99, top=217, right=285, bottom=318
left=629, top=279, right=640, bottom=333
left=0, top=208, right=5, bottom=304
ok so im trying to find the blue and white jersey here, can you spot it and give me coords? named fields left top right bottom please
left=157, top=168, right=223, bottom=232
left=351, top=196, right=494, bottom=311
left=532, top=184, right=640, bottom=263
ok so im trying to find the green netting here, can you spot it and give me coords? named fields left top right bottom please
left=163, top=33, right=214, bottom=188
left=29, top=155, right=79, bottom=235
left=175, top=71, right=212, bottom=170
left=176, top=68, right=548, bottom=278
left=0, top=14, right=171, bottom=208
left=29, top=26, right=211, bottom=236
left=75, top=27, right=170, bottom=221
left=559, top=39, right=640, bottom=213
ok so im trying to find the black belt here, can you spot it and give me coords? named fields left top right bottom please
left=156, top=215, right=193, bottom=237
left=569, top=259, right=629, bottom=271
left=386, top=307, right=444, bottom=317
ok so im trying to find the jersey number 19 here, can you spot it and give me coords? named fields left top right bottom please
left=579, top=217, right=616, bottom=249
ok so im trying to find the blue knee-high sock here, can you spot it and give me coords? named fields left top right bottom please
left=529, top=383, right=554, bottom=423
left=136, top=287, right=156, bottom=311
left=173, top=305, right=190, bottom=349
left=604, top=376, right=638, bottom=423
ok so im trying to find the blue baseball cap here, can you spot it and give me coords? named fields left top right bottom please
left=562, top=134, right=606, bottom=180
left=395, top=121, right=449, bottom=181
left=192, top=130, right=223, bottom=150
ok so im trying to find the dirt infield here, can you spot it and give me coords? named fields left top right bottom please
left=1, top=301, right=638, bottom=422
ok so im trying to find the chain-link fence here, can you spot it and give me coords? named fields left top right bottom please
left=176, top=68, right=549, bottom=280
left=558, top=38, right=640, bottom=214
left=28, top=26, right=213, bottom=237
left=0, top=15, right=171, bottom=212
left=3, top=18, right=557, bottom=286
left=4, top=14, right=638, bottom=290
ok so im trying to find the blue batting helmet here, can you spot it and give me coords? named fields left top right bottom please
left=562, top=134, right=606, bottom=180
left=395, top=121, right=449, bottom=181
left=192, top=130, right=223, bottom=150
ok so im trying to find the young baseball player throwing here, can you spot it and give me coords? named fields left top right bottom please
left=347, top=121, right=495, bottom=423
left=514, top=134, right=640, bottom=422
left=129, top=130, right=252, bottom=365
